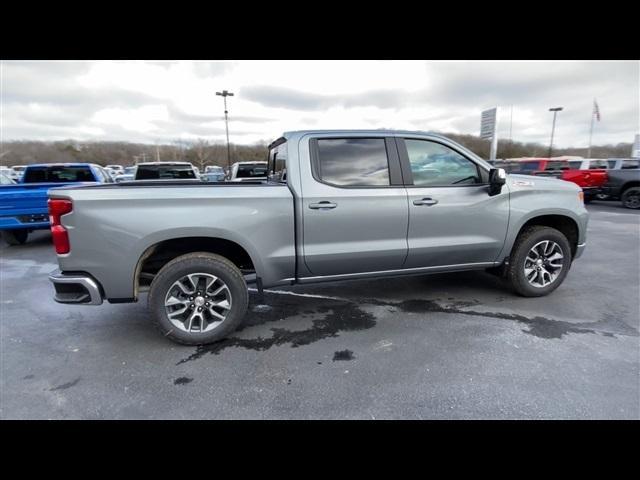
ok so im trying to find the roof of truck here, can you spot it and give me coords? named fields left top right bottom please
left=282, top=129, right=440, bottom=138
left=24, top=163, right=100, bottom=168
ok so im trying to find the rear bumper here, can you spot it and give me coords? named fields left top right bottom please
left=48, top=269, right=103, bottom=305
left=574, top=242, right=586, bottom=260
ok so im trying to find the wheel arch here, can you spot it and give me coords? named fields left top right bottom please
left=500, top=211, right=582, bottom=262
left=132, top=229, right=263, bottom=298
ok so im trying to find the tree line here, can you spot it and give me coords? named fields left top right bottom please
left=0, top=135, right=634, bottom=169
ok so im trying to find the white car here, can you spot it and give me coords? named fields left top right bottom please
left=10, top=165, right=27, bottom=181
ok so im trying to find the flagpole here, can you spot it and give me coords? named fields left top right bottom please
left=588, top=111, right=594, bottom=159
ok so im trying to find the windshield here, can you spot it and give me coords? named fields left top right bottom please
left=22, top=166, right=95, bottom=183
left=135, top=165, right=196, bottom=180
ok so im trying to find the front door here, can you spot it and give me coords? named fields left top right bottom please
left=397, top=137, right=510, bottom=269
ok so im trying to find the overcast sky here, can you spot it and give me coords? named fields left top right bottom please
left=1, top=60, right=638, bottom=148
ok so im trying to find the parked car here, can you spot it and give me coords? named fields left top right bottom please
left=597, top=169, right=640, bottom=209
left=114, top=166, right=137, bottom=183
left=106, top=164, right=124, bottom=173
left=48, top=130, right=588, bottom=345
left=202, top=166, right=226, bottom=182
left=10, top=165, right=27, bottom=181
left=1, top=172, right=16, bottom=185
left=133, top=162, right=198, bottom=180
left=227, top=161, right=268, bottom=182
left=0, top=163, right=112, bottom=245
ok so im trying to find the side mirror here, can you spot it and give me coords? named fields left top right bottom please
left=488, top=168, right=506, bottom=196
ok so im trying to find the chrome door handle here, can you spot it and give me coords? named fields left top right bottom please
left=413, top=198, right=438, bottom=206
left=309, top=201, right=337, bottom=210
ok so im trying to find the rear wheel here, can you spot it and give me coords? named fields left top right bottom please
left=148, top=252, right=249, bottom=345
left=621, top=187, right=640, bottom=209
left=2, top=229, right=29, bottom=245
left=506, top=226, right=572, bottom=297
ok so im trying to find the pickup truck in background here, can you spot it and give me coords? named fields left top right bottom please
left=597, top=169, right=640, bottom=209
left=48, top=130, right=588, bottom=345
left=497, top=158, right=608, bottom=202
left=227, top=161, right=268, bottom=182
left=134, top=162, right=198, bottom=181
left=0, top=163, right=112, bottom=245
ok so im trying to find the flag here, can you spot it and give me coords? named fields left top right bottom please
left=593, top=99, right=601, bottom=122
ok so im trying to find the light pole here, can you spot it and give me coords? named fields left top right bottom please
left=216, top=90, right=234, bottom=170
left=548, top=107, right=563, bottom=158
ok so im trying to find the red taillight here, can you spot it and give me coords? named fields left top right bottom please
left=48, top=199, right=72, bottom=254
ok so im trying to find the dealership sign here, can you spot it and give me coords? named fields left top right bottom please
left=480, top=108, right=497, bottom=140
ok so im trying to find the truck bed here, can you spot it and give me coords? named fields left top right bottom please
left=48, top=181, right=296, bottom=299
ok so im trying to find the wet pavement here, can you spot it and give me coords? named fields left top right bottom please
left=1, top=202, right=638, bottom=419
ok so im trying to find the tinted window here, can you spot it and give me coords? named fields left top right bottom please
left=135, top=165, right=196, bottom=180
left=545, top=161, right=569, bottom=171
left=316, top=138, right=390, bottom=186
left=23, top=166, right=95, bottom=183
left=236, top=164, right=267, bottom=179
left=405, top=139, right=479, bottom=186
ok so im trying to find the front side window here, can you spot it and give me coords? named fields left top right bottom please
left=404, top=139, right=480, bottom=186
left=316, top=138, right=390, bottom=186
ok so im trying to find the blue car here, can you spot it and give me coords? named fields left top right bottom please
left=0, top=163, right=112, bottom=245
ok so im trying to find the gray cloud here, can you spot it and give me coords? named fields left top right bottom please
left=2, top=61, right=638, bottom=148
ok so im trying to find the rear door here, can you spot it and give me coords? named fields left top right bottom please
left=301, top=135, right=409, bottom=277
left=397, top=136, right=509, bottom=268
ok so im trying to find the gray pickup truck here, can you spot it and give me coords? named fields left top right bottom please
left=48, top=130, right=588, bottom=345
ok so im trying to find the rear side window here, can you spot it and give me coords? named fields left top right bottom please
left=23, top=166, right=95, bottom=183
left=236, top=164, right=267, bottom=178
left=315, top=138, right=390, bottom=186
left=136, top=166, right=196, bottom=180
left=545, top=161, right=569, bottom=170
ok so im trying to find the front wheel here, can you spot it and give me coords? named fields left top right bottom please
left=148, top=252, right=249, bottom=345
left=2, top=229, right=29, bottom=245
left=506, top=226, right=572, bottom=297
left=621, top=187, right=640, bottom=209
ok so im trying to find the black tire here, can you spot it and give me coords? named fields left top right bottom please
left=2, top=229, right=29, bottom=245
left=506, top=226, right=572, bottom=297
left=621, top=187, right=640, bottom=209
left=148, top=252, right=249, bottom=345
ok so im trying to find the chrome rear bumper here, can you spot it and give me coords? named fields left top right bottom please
left=574, top=242, right=586, bottom=260
left=49, top=270, right=103, bottom=305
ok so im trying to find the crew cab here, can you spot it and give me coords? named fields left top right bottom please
left=0, top=163, right=112, bottom=245
left=48, top=130, right=588, bottom=345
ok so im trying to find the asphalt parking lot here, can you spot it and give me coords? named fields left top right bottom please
left=1, top=202, right=638, bottom=419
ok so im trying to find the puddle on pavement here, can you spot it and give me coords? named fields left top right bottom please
left=177, top=291, right=639, bottom=364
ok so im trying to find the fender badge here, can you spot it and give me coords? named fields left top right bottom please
left=513, top=180, right=534, bottom=186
